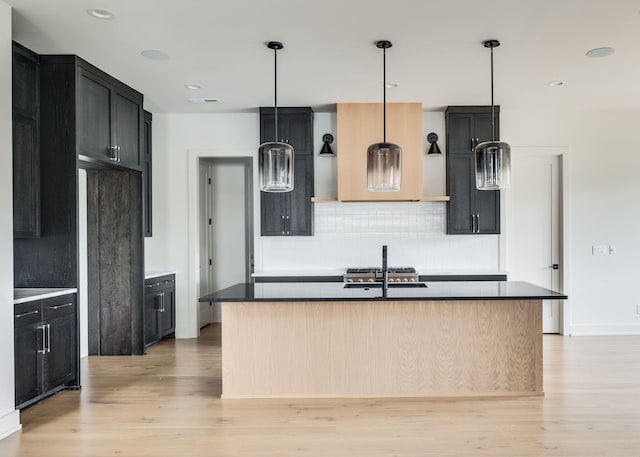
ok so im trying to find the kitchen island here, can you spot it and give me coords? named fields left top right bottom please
left=200, top=281, right=567, bottom=399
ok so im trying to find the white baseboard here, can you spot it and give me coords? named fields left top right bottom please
left=570, top=323, right=640, bottom=336
left=0, top=409, right=21, bottom=440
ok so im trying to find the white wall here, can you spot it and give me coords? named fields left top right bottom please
left=146, top=106, right=640, bottom=337
left=0, top=1, right=22, bottom=439
left=502, top=108, right=640, bottom=334
left=144, top=113, right=260, bottom=338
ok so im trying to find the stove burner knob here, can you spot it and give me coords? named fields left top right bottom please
left=347, top=279, right=354, bottom=283
left=388, top=278, right=395, bottom=283
left=368, top=278, right=375, bottom=282
left=357, top=279, right=364, bottom=283
left=403, top=278, right=409, bottom=282
left=409, top=278, right=416, bottom=282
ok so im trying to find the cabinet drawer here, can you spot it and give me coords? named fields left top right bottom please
left=14, top=301, right=42, bottom=327
left=145, top=275, right=175, bottom=293
left=42, top=295, right=76, bottom=320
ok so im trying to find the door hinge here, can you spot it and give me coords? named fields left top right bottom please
left=208, top=177, right=212, bottom=185
left=208, top=218, right=212, bottom=225
left=209, top=259, right=212, bottom=266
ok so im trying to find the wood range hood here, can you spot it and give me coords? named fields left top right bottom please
left=336, top=102, right=423, bottom=202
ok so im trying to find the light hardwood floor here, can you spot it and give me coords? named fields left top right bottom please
left=1, top=325, right=640, bottom=456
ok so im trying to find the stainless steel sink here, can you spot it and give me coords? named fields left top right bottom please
left=343, top=282, right=427, bottom=289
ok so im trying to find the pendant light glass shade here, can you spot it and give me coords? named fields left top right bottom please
left=259, top=141, right=294, bottom=192
left=475, top=141, right=510, bottom=189
left=367, top=142, right=402, bottom=191
left=475, top=39, right=511, bottom=190
left=367, top=40, right=402, bottom=192
left=259, top=41, right=294, bottom=193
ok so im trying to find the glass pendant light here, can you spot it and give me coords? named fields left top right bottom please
left=367, top=40, right=402, bottom=192
left=475, top=40, right=511, bottom=190
left=259, top=41, right=294, bottom=192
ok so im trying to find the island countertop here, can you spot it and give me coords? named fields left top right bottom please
left=199, top=280, right=567, bottom=303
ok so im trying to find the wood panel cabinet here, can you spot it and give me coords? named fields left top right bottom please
left=445, top=106, right=501, bottom=234
left=259, top=107, right=314, bottom=236
left=145, top=274, right=176, bottom=348
left=12, top=42, right=40, bottom=239
left=337, top=103, right=423, bottom=201
left=143, top=110, right=152, bottom=237
left=14, top=293, right=78, bottom=409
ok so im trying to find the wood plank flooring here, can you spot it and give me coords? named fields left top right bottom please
left=1, top=324, right=640, bottom=456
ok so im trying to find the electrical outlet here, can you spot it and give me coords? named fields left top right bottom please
left=592, top=245, right=607, bottom=256
left=609, top=245, right=617, bottom=255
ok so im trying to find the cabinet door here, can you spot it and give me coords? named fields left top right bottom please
left=144, top=291, right=161, bottom=346
left=283, top=112, right=313, bottom=155
left=260, top=193, right=286, bottom=236
left=13, top=115, right=40, bottom=238
left=447, top=154, right=475, bottom=234
left=77, top=67, right=113, bottom=162
left=14, top=305, right=43, bottom=407
left=143, top=111, right=152, bottom=237
left=160, top=288, right=175, bottom=337
left=44, top=313, right=76, bottom=391
left=13, top=43, right=40, bottom=239
left=42, top=295, right=77, bottom=391
left=446, top=113, right=474, bottom=154
left=113, top=88, right=142, bottom=170
left=288, top=155, right=313, bottom=236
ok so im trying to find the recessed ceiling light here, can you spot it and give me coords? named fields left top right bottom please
left=188, top=97, right=221, bottom=104
left=141, top=50, right=171, bottom=61
left=547, top=80, right=565, bottom=87
left=586, top=47, right=615, bottom=58
left=87, top=8, right=114, bottom=19
left=184, top=84, right=202, bottom=90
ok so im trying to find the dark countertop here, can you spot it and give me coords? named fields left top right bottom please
left=199, top=281, right=567, bottom=303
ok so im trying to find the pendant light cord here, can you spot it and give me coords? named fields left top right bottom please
left=383, top=46, right=387, bottom=143
left=274, top=47, right=278, bottom=142
left=490, top=45, right=495, bottom=142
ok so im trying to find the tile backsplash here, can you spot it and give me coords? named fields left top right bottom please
left=259, top=202, right=500, bottom=272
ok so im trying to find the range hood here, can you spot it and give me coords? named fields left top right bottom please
left=336, top=102, right=423, bottom=202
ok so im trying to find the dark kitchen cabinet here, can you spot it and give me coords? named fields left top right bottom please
left=143, top=110, right=153, bottom=237
left=259, top=107, right=314, bottom=236
left=445, top=106, right=500, bottom=234
left=145, top=274, right=176, bottom=348
left=14, top=293, right=78, bottom=409
left=40, top=55, right=143, bottom=171
left=12, top=42, right=40, bottom=239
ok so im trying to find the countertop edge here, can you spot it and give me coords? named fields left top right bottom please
left=14, top=288, right=78, bottom=304
left=145, top=271, right=176, bottom=280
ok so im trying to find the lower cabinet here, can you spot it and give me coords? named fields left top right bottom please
left=14, top=294, right=77, bottom=409
left=145, top=274, right=176, bottom=348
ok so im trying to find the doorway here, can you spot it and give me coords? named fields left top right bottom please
left=507, top=149, right=565, bottom=333
left=198, top=158, right=254, bottom=328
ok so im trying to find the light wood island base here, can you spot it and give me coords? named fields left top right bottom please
left=222, top=300, right=542, bottom=398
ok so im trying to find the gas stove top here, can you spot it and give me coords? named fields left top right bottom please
left=343, top=267, right=419, bottom=283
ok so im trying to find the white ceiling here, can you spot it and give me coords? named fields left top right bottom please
left=6, top=0, right=640, bottom=113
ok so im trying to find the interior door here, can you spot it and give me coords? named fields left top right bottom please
left=508, top=153, right=561, bottom=333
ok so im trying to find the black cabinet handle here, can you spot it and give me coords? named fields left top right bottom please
left=38, top=325, right=46, bottom=354
left=551, top=264, right=560, bottom=270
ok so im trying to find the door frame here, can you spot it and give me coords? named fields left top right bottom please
left=500, top=146, right=572, bottom=335
left=188, top=150, right=257, bottom=337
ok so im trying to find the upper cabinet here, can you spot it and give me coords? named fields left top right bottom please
left=12, top=42, right=41, bottom=239
left=336, top=103, right=423, bottom=201
left=75, top=63, right=143, bottom=170
left=445, top=106, right=500, bottom=234
left=259, top=107, right=314, bottom=236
